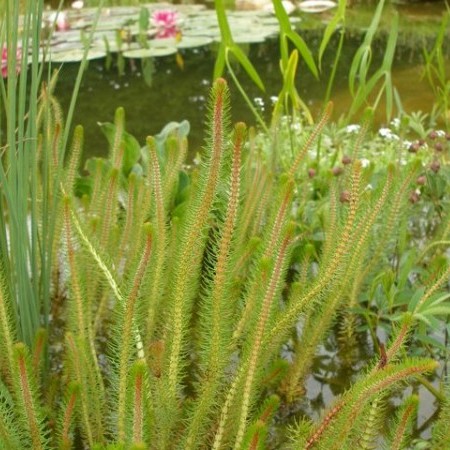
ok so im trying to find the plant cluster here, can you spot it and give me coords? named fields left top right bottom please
left=1, top=76, right=449, bottom=448
left=1, top=0, right=449, bottom=449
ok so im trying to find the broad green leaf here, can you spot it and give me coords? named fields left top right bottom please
left=318, top=0, right=347, bottom=70
left=287, top=31, right=318, bottom=79
left=417, top=292, right=450, bottom=313
left=348, top=0, right=385, bottom=96
left=408, top=287, right=426, bottom=313
left=156, top=120, right=191, bottom=142
left=215, top=0, right=233, bottom=44
left=422, top=306, right=450, bottom=317
left=98, top=122, right=141, bottom=175
left=414, top=313, right=431, bottom=327
left=228, top=45, right=265, bottom=91
left=272, top=0, right=292, bottom=31
left=416, top=334, right=447, bottom=351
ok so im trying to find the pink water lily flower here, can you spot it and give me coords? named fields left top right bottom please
left=151, top=9, right=180, bottom=39
left=1, top=46, right=22, bottom=78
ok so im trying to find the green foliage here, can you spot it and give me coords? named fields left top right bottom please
left=423, top=10, right=450, bottom=127
left=0, top=75, right=448, bottom=448
left=347, top=0, right=399, bottom=121
left=1, top=2, right=450, bottom=447
left=214, top=0, right=264, bottom=90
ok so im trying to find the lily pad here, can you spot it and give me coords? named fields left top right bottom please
left=45, top=48, right=107, bottom=63
left=176, top=36, right=213, bottom=49
left=150, top=38, right=178, bottom=48
left=52, top=30, right=84, bottom=42
left=105, top=7, right=140, bottom=16
left=182, top=28, right=221, bottom=39
left=175, top=4, right=207, bottom=13
left=220, top=34, right=268, bottom=44
left=122, top=47, right=177, bottom=58
left=51, top=42, right=86, bottom=52
left=298, top=0, right=337, bottom=13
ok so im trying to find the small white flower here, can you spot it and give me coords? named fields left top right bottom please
left=365, top=183, right=373, bottom=191
left=390, top=118, right=400, bottom=129
left=360, top=158, right=370, bottom=168
left=270, top=96, right=278, bottom=104
left=71, top=1, right=84, bottom=9
left=345, top=124, right=360, bottom=134
left=436, top=130, right=446, bottom=137
left=254, top=97, right=264, bottom=106
left=403, top=140, right=412, bottom=150
left=379, top=128, right=399, bottom=140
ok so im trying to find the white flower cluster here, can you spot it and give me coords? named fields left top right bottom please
left=378, top=127, right=400, bottom=141
left=345, top=124, right=360, bottom=134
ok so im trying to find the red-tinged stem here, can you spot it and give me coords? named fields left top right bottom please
left=249, top=430, right=260, bottom=450
left=17, top=351, right=43, bottom=450
left=118, top=229, right=153, bottom=441
left=61, top=390, right=78, bottom=448
left=32, top=331, right=45, bottom=372
left=133, top=370, right=144, bottom=443
left=304, top=401, right=344, bottom=450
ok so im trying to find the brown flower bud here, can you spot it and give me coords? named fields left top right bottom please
left=434, top=142, right=444, bottom=152
left=332, top=166, right=344, bottom=176
left=416, top=175, right=426, bottom=186
left=429, top=130, right=438, bottom=140
left=408, top=142, right=420, bottom=153
left=409, top=190, right=420, bottom=204
left=308, top=168, right=316, bottom=178
left=342, top=155, right=352, bottom=165
left=430, top=161, right=440, bottom=173
left=340, top=190, right=350, bottom=203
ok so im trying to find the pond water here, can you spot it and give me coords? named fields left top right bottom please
left=51, top=3, right=449, bottom=160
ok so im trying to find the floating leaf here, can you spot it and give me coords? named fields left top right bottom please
left=176, top=37, right=213, bottom=49
left=44, top=48, right=107, bottom=63
left=122, top=47, right=177, bottom=58
left=150, top=38, right=178, bottom=48
left=298, top=0, right=337, bottom=13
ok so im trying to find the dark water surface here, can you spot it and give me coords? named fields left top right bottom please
left=53, top=21, right=447, bottom=161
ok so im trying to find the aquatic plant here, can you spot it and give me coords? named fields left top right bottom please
left=423, top=9, right=450, bottom=128
left=151, top=9, right=180, bottom=39
left=0, top=0, right=449, bottom=448
left=1, top=45, right=21, bottom=78
left=1, top=75, right=448, bottom=448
